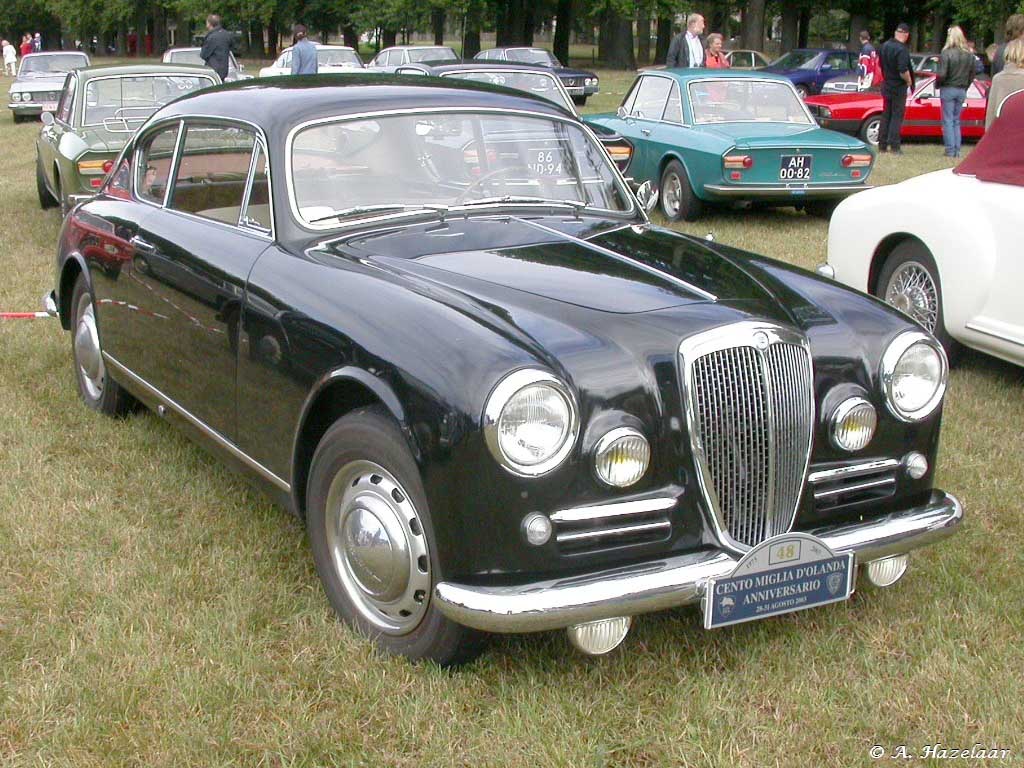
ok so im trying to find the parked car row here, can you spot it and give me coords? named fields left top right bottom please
left=28, top=51, right=970, bottom=665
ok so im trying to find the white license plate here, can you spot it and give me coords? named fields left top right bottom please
left=42, top=103, right=58, bottom=113
left=779, top=154, right=813, bottom=181
left=704, top=533, right=854, bottom=629
left=527, top=148, right=564, bottom=176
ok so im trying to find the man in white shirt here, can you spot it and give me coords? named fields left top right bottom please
left=666, top=13, right=706, bottom=68
left=2, top=40, right=17, bottom=76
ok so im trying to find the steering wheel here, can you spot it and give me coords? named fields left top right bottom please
left=455, top=164, right=532, bottom=204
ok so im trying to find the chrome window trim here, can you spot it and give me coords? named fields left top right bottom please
left=79, top=72, right=218, bottom=128
left=482, top=368, right=580, bottom=478
left=238, top=139, right=272, bottom=234
left=678, top=321, right=815, bottom=554
left=284, top=106, right=639, bottom=231
left=133, top=117, right=184, bottom=209
left=103, top=352, right=290, bottom=492
left=685, top=76, right=816, bottom=126
left=438, top=68, right=577, bottom=116
left=879, top=330, right=948, bottom=422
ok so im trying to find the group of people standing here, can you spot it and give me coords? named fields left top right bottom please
left=666, top=14, right=730, bottom=70
left=199, top=14, right=317, bottom=78
left=2, top=33, right=41, bottom=75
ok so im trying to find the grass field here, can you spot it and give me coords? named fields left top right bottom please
left=1, top=66, right=1022, bottom=767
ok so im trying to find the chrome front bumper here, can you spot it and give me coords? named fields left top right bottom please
left=704, top=183, right=871, bottom=199
left=434, top=490, right=962, bottom=633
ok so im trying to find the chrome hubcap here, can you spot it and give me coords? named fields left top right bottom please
left=74, top=294, right=105, bottom=400
left=663, top=172, right=682, bottom=217
left=866, top=120, right=880, bottom=146
left=885, top=261, right=938, bottom=332
left=325, top=460, right=430, bottom=634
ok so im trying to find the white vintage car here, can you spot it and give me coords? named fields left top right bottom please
left=258, top=44, right=363, bottom=77
left=821, top=94, right=1024, bottom=367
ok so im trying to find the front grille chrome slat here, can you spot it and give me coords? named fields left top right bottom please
left=681, top=323, right=814, bottom=551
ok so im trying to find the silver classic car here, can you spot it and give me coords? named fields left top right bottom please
left=8, top=51, right=90, bottom=122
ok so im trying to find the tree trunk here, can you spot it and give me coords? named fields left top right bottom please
left=781, top=5, right=799, bottom=53
left=153, top=9, right=167, bottom=55
left=267, top=21, right=278, bottom=58
left=743, top=0, right=765, bottom=51
left=601, top=7, right=635, bottom=69
left=463, top=1, right=482, bottom=58
left=383, top=28, right=397, bottom=48
left=553, top=0, right=572, bottom=64
left=342, top=25, right=359, bottom=49
left=848, top=13, right=867, bottom=50
left=523, top=5, right=534, bottom=45
left=798, top=8, right=810, bottom=48
left=637, top=13, right=651, bottom=65
left=431, top=8, right=446, bottom=45
left=655, top=16, right=672, bottom=64
left=116, top=22, right=127, bottom=55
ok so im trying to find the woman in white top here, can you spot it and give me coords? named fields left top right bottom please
left=2, top=40, right=17, bottom=76
left=986, top=39, right=1024, bottom=128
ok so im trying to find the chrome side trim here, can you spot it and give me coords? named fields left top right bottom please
left=434, top=490, right=963, bottom=633
left=808, top=459, right=900, bottom=484
left=103, top=353, right=291, bottom=492
left=549, top=496, right=677, bottom=524
left=813, top=476, right=896, bottom=500
left=965, top=321, right=1024, bottom=348
left=556, top=520, right=671, bottom=543
left=520, top=217, right=717, bottom=301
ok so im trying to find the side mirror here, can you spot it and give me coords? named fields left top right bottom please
left=616, top=105, right=629, bottom=119
left=821, top=63, right=832, bottom=70
left=40, top=110, right=55, bottom=126
left=636, top=180, right=659, bottom=212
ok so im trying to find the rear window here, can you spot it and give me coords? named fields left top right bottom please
left=84, top=75, right=215, bottom=129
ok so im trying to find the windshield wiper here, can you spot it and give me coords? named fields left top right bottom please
left=458, top=196, right=588, bottom=211
left=308, top=204, right=421, bottom=224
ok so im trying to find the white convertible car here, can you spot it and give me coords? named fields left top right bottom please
left=821, top=93, right=1024, bottom=367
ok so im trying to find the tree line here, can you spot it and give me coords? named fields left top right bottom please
left=3, top=0, right=1023, bottom=68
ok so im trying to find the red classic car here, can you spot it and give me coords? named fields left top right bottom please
left=806, top=75, right=989, bottom=146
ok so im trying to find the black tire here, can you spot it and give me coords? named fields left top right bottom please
left=306, top=406, right=485, bottom=666
left=69, top=274, right=134, bottom=416
left=875, top=240, right=959, bottom=358
left=804, top=199, right=838, bottom=219
left=36, top=154, right=58, bottom=209
left=12, top=113, right=24, bottom=124
left=56, top=173, right=70, bottom=218
left=795, top=84, right=810, bottom=99
left=572, top=95, right=587, bottom=106
left=659, top=159, right=703, bottom=222
left=860, top=116, right=881, bottom=146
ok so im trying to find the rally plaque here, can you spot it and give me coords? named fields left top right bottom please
left=703, top=533, right=855, bottom=629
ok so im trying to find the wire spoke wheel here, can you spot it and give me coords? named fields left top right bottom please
left=884, top=260, right=938, bottom=332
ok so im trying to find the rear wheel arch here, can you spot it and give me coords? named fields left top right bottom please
left=291, top=370, right=410, bottom=520
left=58, top=256, right=88, bottom=331
left=869, top=233, right=918, bottom=295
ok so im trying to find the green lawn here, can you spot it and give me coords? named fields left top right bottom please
left=1, top=66, right=1022, bottom=767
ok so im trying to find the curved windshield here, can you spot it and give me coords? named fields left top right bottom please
left=20, top=54, right=88, bottom=75
left=408, top=47, right=457, bottom=63
left=770, top=50, right=820, bottom=70
left=84, top=75, right=217, bottom=128
left=318, top=49, right=362, bottom=67
left=442, top=71, right=573, bottom=111
left=167, top=49, right=204, bottom=65
left=291, top=112, right=632, bottom=227
left=688, top=79, right=812, bottom=124
left=506, top=49, right=560, bottom=66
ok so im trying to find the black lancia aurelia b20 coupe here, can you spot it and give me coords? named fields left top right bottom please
left=47, top=76, right=962, bottom=665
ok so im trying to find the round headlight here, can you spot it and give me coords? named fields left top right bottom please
left=12, top=92, right=23, bottom=102
left=484, top=369, right=578, bottom=476
left=594, top=427, right=650, bottom=487
left=881, top=331, right=947, bottom=421
left=830, top=397, right=877, bottom=452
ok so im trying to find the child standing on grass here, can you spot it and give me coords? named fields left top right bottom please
left=2, top=40, right=16, bottom=76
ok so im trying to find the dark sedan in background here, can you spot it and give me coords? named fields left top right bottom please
left=47, top=75, right=961, bottom=665
left=763, top=48, right=857, bottom=97
left=474, top=47, right=599, bottom=104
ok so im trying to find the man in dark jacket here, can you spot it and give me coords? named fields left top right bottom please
left=991, top=13, right=1024, bottom=75
left=200, top=14, right=233, bottom=82
left=878, top=23, right=913, bottom=154
left=666, top=14, right=706, bottom=68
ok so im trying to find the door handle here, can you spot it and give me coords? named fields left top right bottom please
left=641, top=128, right=652, bottom=136
left=130, top=235, right=156, bottom=254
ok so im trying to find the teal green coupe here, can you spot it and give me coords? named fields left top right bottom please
left=36, top=63, right=220, bottom=215
left=585, top=70, right=875, bottom=221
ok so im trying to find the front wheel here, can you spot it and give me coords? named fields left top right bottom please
left=69, top=274, right=134, bottom=415
left=860, top=116, right=881, bottom=146
left=37, top=153, right=57, bottom=209
left=306, top=407, right=485, bottom=666
left=659, top=159, right=703, bottom=222
left=875, top=240, right=959, bottom=357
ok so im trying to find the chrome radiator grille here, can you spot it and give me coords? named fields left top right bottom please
left=682, top=324, right=814, bottom=550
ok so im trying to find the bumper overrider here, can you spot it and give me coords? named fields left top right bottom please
left=434, top=490, right=962, bottom=633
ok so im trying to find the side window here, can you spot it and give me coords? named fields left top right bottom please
left=137, top=122, right=180, bottom=205
left=916, top=80, right=937, bottom=99
left=825, top=52, right=847, bottom=70
left=378, top=50, right=393, bottom=66
left=735, top=52, right=751, bottom=68
left=169, top=123, right=256, bottom=225
left=57, top=74, right=76, bottom=124
left=630, top=76, right=673, bottom=119
left=663, top=82, right=683, bottom=122
left=620, top=78, right=642, bottom=115
left=241, top=142, right=271, bottom=232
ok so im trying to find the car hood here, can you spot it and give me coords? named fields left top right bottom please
left=697, top=122, right=864, bottom=148
left=552, top=65, right=596, bottom=78
left=324, top=217, right=790, bottom=316
left=806, top=93, right=879, bottom=108
left=12, top=74, right=67, bottom=90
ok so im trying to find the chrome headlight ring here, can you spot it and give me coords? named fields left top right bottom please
left=880, top=330, right=948, bottom=422
left=483, top=369, right=579, bottom=477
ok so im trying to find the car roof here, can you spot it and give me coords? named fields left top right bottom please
left=155, top=75, right=573, bottom=130
left=418, top=61, right=561, bottom=74
left=22, top=51, right=89, bottom=59
left=73, top=63, right=219, bottom=80
left=381, top=45, right=454, bottom=50
left=279, top=44, right=358, bottom=53
left=652, top=69, right=800, bottom=84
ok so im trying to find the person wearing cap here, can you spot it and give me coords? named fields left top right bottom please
left=878, top=23, right=913, bottom=154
